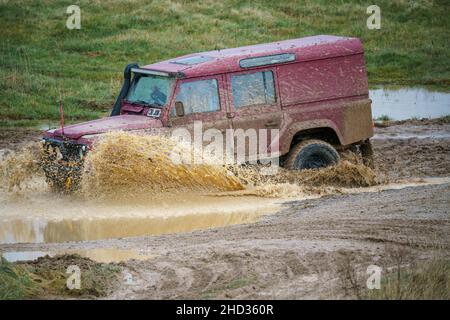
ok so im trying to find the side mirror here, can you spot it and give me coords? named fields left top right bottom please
left=175, top=101, right=185, bottom=117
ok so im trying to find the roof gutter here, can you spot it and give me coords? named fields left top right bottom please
left=131, top=67, right=185, bottom=78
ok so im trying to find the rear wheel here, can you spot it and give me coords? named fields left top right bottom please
left=285, top=139, right=340, bottom=170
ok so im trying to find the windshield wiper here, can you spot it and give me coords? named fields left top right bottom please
left=125, top=99, right=150, bottom=106
left=148, top=103, right=163, bottom=108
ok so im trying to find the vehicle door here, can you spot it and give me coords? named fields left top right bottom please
left=168, top=75, right=231, bottom=162
left=225, top=68, right=282, bottom=162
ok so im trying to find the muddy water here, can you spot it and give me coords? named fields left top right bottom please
left=2, top=251, right=50, bottom=262
left=370, top=86, right=450, bottom=120
left=0, top=193, right=281, bottom=244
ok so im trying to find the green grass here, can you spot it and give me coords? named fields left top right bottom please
left=374, top=114, right=392, bottom=122
left=0, top=257, right=40, bottom=299
left=1, top=0, right=449, bottom=127
left=0, top=255, right=121, bottom=300
left=366, top=258, right=450, bottom=300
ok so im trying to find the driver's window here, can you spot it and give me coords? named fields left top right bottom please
left=172, top=78, right=220, bottom=116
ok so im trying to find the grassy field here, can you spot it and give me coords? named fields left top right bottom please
left=1, top=0, right=449, bottom=127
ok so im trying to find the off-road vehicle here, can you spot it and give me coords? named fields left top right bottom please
left=43, top=35, right=374, bottom=190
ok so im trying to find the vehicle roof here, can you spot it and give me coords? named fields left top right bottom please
left=141, top=35, right=364, bottom=78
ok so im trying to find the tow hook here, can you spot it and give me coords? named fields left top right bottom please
left=64, top=176, right=73, bottom=191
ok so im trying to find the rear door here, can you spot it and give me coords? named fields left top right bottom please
left=225, top=68, right=282, bottom=162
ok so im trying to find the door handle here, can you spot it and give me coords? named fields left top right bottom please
left=226, top=112, right=235, bottom=119
left=265, top=121, right=278, bottom=128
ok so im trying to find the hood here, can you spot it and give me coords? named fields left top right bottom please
left=49, top=115, right=163, bottom=140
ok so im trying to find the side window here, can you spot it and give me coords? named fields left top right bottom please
left=173, top=78, right=220, bottom=115
left=231, top=71, right=275, bottom=108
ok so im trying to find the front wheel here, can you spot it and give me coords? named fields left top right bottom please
left=284, top=139, right=340, bottom=170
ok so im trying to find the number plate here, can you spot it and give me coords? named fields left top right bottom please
left=147, top=108, right=161, bottom=118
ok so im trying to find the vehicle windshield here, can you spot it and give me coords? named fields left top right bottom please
left=125, top=74, right=175, bottom=107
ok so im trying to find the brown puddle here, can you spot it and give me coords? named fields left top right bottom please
left=0, top=194, right=281, bottom=244
left=1, top=248, right=153, bottom=263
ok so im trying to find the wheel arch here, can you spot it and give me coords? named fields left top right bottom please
left=280, top=120, right=344, bottom=155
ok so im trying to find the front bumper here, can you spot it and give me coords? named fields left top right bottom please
left=41, top=137, right=87, bottom=191
left=42, top=137, right=88, bottom=161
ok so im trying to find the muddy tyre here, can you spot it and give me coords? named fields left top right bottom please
left=360, top=139, right=374, bottom=168
left=285, top=139, right=340, bottom=170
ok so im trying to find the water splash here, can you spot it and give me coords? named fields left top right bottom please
left=79, top=131, right=244, bottom=199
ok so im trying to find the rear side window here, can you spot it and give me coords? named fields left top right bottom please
left=175, top=79, right=220, bottom=115
left=231, top=71, right=275, bottom=108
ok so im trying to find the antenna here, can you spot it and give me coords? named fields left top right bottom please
left=59, top=93, right=65, bottom=136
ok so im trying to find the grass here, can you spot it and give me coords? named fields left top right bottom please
left=441, top=115, right=450, bottom=122
left=366, top=258, right=450, bottom=300
left=335, top=247, right=450, bottom=300
left=1, top=0, right=449, bottom=127
left=0, top=255, right=121, bottom=300
left=0, top=257, right=40, bottom=300
left=374, top=114, right=392, bottom=122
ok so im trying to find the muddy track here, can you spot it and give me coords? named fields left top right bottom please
left=3, top=183, right=449, bottom=299
left=372, top=121, right=450, bottom=180
left=1, top=118, right=449, bottom=299
left=0, top=128, right=41, bottom=151
left=98, top=183, right=450, bottom=299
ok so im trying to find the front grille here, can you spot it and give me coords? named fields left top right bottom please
left=43, top=138, right=86, bottom=161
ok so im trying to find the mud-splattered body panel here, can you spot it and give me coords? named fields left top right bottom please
left=275, top=52, right=372, bottom=154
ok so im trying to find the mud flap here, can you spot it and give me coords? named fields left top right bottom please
left=360, top=139, right=374, bottom=168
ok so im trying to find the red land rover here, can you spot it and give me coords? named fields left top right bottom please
left=43, top=35, right=374, bottom=190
